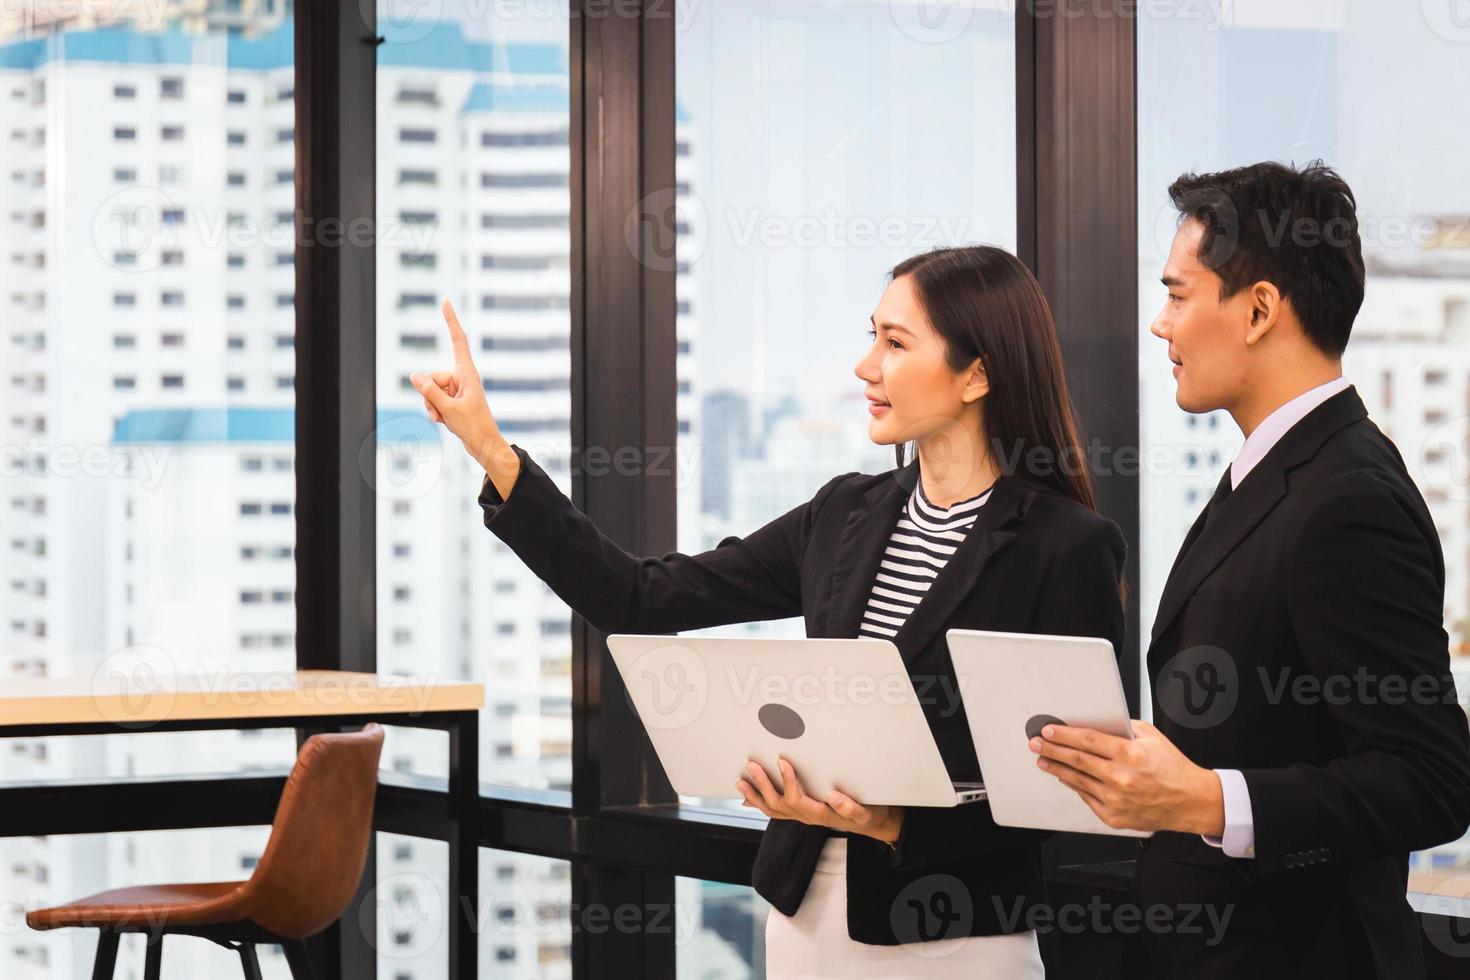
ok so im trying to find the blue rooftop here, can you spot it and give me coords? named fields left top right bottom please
left=113, top=407, right=436, bottom=445
left=0, top=22, right=690, bottom=118
left=0, top=21, right=562, bottom=75
left=462, top=80, right=567, bottom=114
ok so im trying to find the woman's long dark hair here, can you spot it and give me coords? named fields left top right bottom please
left=887, top=245, right=1097, bottom=513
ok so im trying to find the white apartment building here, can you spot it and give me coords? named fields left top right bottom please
left=1, top=10, right=708, bottom=978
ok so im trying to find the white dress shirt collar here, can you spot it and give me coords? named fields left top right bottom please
left=1229, top=376, right=1352, bottom=490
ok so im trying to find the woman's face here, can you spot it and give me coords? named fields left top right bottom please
left=853, top=274, right=988, bottom=448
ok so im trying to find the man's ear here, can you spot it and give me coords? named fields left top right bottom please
left=1243, top=281, right=1282, bottom=346
left=962, top=356, right=990, bottom=404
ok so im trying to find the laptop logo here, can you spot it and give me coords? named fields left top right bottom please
left=758, top=703, right=805, bottom=739
left=1024, top=713, right=1066, bottom=741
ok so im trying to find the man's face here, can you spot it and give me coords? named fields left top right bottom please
left=1150, top=219, right=1258, bottom=414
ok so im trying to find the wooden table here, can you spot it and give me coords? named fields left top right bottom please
left=0, top=669, right=485, bottom=978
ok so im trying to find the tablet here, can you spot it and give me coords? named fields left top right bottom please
left=606, top=634, right=986, bottom=807
left=946, top=628, right=1149, bottom=837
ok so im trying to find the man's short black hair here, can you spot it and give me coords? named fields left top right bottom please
left=1168, top=160, right=1365, bottom=358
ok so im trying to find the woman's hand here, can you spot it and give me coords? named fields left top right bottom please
left=410, top=301, right=508, bottom=475
left=737, top=757, right=904, bottom=843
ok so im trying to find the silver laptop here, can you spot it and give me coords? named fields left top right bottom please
left=946, top=628, right=1149, bottom=837
left=606, top=634, right=986, bottom=807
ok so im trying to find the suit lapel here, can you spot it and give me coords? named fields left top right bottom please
left=820, top=458, right=1029, bottom=663
left=1146, top=464, right=1287, bottom=651
left=1146, top=385, right=1370, bottom=655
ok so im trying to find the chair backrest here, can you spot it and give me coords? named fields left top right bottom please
left=238, top=722, right=385, bottom=939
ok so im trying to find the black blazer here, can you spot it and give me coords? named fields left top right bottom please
left=478, top=442, right=1126, bottom=945
left=1124, top=385, right=1470, bottom=979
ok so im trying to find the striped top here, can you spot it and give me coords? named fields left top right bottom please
left=856, top=477, right=994, bottom=640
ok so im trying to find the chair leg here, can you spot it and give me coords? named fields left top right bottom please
left=143, top=932, right=164, bottom=980
left=282, top=939, right=316, bottom=980
left=90, top=930, right=120, bottom=980
left=238, top=942, right=264, bottom=980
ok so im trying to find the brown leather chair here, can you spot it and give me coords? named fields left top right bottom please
left=26, top=723, right=385, bottom=980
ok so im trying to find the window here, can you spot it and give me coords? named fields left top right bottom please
left=1137, top=1, right=1470, bottom=896
left=374, top=5, right=574, bottom=830
left=671, top=0, right=1016, bottom=816
left=0, top=15, right=299, bottom=979
left=396, top=86, right=438, bottom=106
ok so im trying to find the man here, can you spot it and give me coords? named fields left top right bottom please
left=1031, top=160, right=1470, bottom=977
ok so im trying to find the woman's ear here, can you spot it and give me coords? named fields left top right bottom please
left=962, top=356, right=990, bottom=404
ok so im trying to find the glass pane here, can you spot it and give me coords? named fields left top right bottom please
left=672, top=0, right=1017, bottom=810
left=373, top=2, right=574, bottom=795
left=2, top=827, right=276, bottom=975
left=1137, top=1, right=1470, bottom=885
left=676, top=878, right=770, bottom=980
left=371, top=835, right=571, bottom=980
left=0, top=7, right=297, bottom=976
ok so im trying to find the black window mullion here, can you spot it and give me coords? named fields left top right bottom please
left=295, top=0, right=379, bottom=977
left=1017, top=2, right=1143, bottom=972
left=572, top=1, right=681, bottom=978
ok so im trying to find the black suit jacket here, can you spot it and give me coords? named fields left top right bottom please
left=1124, top=385, right=1470, bottom=978
left=478, top=442, right=1126, bottom=945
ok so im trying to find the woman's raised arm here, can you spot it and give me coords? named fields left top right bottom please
left=411, top=300, right=854, bottom=635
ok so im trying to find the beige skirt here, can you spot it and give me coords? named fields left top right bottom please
left=764, top=835, right=1046, bottom=979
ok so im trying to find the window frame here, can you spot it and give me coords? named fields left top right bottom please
left=15, top=2, right=1467, bottom=977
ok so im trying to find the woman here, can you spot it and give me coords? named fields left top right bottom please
left=411, top=245, right=1125, bottom=978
